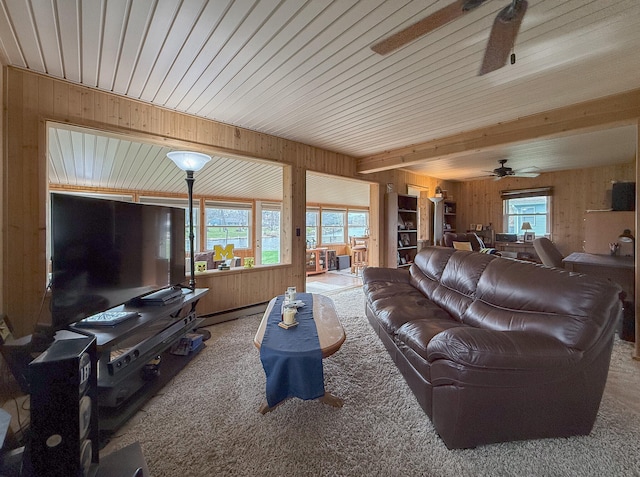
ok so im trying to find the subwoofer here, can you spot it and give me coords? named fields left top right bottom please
left=25, top=335, right=99, bottom=477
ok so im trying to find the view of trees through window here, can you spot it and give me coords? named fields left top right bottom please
left=205, top=205, right=250, bottom=250
left=262, top=208, right=280, bottom=264
left=348, top=211, right=368, bottom=237
left=306, top=208, right=369, bottom=246
left=306, top=210, right=319, bottom=247
left=321, top=210, right=344, bottom=244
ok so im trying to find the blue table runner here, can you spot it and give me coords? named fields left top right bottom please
left=259, top=293, right=325, bottom=407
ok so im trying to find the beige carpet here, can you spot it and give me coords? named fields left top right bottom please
left=104, top=287, right=640, bottom=477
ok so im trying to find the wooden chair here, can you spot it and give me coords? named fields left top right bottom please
left=350, top=236, right=369, bottom=275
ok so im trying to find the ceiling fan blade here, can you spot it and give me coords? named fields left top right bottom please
left=478, top=0, right=528, bottom=75
left=371, top=0, right=487, bottom=55
left=513, top=172, right=540, bottom=178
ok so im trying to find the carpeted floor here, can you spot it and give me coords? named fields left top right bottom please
left=104, top=287, right=640, bottom=477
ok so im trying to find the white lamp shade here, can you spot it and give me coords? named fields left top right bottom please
left=167, top=151, right=211, bottom=172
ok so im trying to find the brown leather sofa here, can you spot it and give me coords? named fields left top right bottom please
left=362, top=246, right=622, bottom=449
left=442, top=232, right=485, bottom=250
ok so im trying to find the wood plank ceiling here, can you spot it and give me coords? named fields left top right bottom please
left=1, top=0, right=639, bottom=197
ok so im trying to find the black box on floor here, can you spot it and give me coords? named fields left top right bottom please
left=337, top=255, right=350, bottom=270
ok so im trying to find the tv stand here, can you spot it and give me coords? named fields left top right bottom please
left=70, top=288, right=208, bottom=436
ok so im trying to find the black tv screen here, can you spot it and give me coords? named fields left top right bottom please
left=50, top=193, right=186, bottom=330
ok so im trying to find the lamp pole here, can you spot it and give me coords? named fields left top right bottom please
left=429, top=196, right=444, bottom=246
left=185, top=170, right=196, bottom=289
left=167, top=151, right=211, bottom=290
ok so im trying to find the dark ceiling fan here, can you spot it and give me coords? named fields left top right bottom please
left=487, top=159, right=540, bottom=180
left=370, top=0, right=528, bottom=75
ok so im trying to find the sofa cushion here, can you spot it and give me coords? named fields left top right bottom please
left=466, top=257, right=622, bottom=350
left=427, top=328, right=580, bottom=370
left=372, top=295, right=450, bottom=335
left=397, top=318, right=467, bottom=360
left=194, top=251, right=215, bottom=270
left=452, top=241, right=473, bottom=251
left=411, top=247, right=455, bottom=282
left=430, top=251, right=496, bottom=319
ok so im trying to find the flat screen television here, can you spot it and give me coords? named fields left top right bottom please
left=50, top=193, right=186, bottom=330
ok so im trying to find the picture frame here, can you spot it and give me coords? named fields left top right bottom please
left=524, top=232, right=535, bottom=243
left=404, top=220, right=414, bottom=230
left=470, top=224, right=476, bottom=231
left=476, top=224, right=483, bottom=231
left=400, top=233, right=410, bottom=246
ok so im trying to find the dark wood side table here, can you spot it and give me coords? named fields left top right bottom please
left=563, top=252, right=635, bottom=343
left=495, top=241, right=539, bottom=262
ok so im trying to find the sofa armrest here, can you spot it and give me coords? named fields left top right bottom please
left=427, top=327, right=581, bottom=370
left=362, top=266, right=410, bottom=284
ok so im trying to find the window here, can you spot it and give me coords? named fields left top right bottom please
left=321, top=209, right=346, bottom=244
left=139, top=196, right=196, bottom=252
left=205, top=201, right=251, bottom=251
left=502, top=188, right=552, bottom=237
left=348, top=210, right=369, bottom=238
left=261, top=203, right=281, bottom=264
left=306, top=209, right=319, bottom=247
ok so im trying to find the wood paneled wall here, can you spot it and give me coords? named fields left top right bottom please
left=1, top=67, right=400, bottom=337
left=456, top=161, right=636, bottom=256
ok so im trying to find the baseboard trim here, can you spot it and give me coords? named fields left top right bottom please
left=199, top=303, right=268, bottom=327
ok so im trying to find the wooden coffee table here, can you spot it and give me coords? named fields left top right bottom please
left=254, top=293, right=346, bottom=413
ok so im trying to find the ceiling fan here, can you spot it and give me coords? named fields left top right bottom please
left=487, top=159, right=540, bottom=180
left=370, top=0, right=528, bottom=75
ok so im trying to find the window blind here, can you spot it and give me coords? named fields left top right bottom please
left=500, top=187, right=552, bottom=200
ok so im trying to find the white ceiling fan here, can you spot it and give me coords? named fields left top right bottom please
left=371, top=0, right=528, bottom=75
left=485, top=159, right=540, bottom=180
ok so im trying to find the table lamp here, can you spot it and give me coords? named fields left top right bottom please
left=521, top=221, right=533, bottom=241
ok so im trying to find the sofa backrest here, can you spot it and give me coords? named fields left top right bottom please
left=411, top=247, right=496, bottom=320
left=442, top=232, right=485, bottom=250
left=463, top=255, right=622, bottom=350
left=411, top=247, right=622, bottom=351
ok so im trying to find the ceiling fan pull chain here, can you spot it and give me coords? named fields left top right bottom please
left=510, top=13, right=517, bottom=65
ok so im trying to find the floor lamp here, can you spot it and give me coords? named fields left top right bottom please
left=429, top=196, right=444, bottom=246
left=167, top=151, right=211, bottom=289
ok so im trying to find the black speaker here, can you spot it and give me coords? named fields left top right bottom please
left=25, top=335, right=99, bottom=477
left=612, top=182, right=635, bottom=211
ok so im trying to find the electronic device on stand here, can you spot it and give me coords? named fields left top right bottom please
left=0, top=194, right=209, bottom=475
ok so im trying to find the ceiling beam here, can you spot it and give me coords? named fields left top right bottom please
left=357, top=88, right=640, bottom=174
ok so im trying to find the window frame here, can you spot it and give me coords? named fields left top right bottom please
left=347, top=209, right=369, bottom=239
left=260, top=202, right=281, bottom=265
left=320, top=208, right=346, bottom=245
left=501, top=187, right=553, bottom=239
left=306, top=208, right=320, bottom=248
left=204, top=200, right=252, bottom=251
